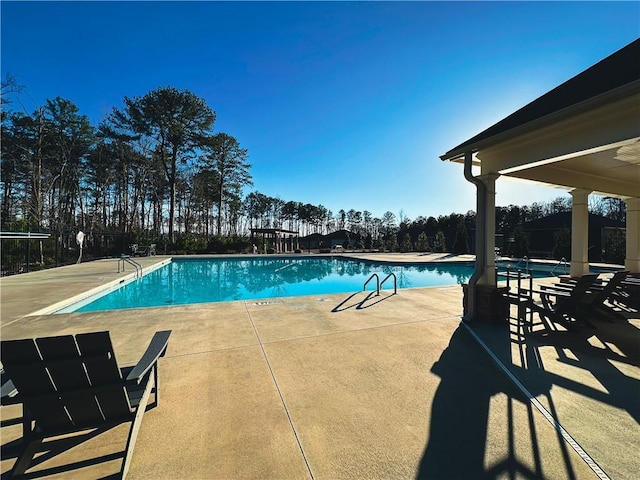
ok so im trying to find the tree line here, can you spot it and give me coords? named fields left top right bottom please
left=2, top=78, right=254, bottom=240
left=1, top=77, right=626, bottom=258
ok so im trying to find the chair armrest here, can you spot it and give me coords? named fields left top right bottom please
left=531, top=288, right=572, bottom=301
left=506, top=292, right=530, bottom=304
left=540, top=284, right=573, bottom=293
left=1, top=369, right=18, bottom=405
left=126, top=331, right=172, bottom=384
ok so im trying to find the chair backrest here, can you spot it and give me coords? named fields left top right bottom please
left=595, top=271, right=629, bottom=302
left=1, top=332, right=132, bottom=434
left=571, top=273, right=600, bottom=298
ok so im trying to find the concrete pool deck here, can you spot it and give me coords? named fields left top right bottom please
left=1, top=253, right=638, bottom=479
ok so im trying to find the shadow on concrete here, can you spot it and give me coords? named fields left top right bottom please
left=461, top=298, right=640, bottom=479
left=0, top=421, right=122, bottom=479
left=331, top=291, right=396, bottom=312
left=0, top=401, right=160, bottom=479
left=416, top=324, right=574, bottom=480
left=526, top=310, right=640, bottom=423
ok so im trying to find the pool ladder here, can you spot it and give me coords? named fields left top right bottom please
left=363, top=272, right=397, bottom=296
left=118, top=255, right=143, bottom=278
left=551, top=257, right=569, bottom=276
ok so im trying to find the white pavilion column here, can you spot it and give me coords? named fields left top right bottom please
left=478, top=173, right=499, bottom=286
left=570, top=188, right=591, bottom=278
left=624, top=197, right=640, bottom=273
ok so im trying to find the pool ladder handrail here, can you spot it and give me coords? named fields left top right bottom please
left=380, top=272, right=397, bottom=294
left=509, top=256, right=529, bottom=272
left=500, top=265, right=532, bottom=292
left=363, top=272, right=397, bottom=296
left=118, top=255, right=143, bottom=278
left=551, top=257, right=568, bottom=276
left=363, top=273, right=380, bottom=295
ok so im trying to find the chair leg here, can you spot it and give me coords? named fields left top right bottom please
left=11, top=438, right=43, bottom=476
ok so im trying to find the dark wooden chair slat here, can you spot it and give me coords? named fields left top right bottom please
left=76, top=332, right=132, bottom=421
left=0, top=339, right=71, bottom=430
left=36, top=335, right=105, bottom=427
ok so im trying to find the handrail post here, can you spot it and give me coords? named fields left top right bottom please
left=380, top=272, right=397, bottom=294
left=118, top=254, right=142, bottom=277
left=363, top=273, right=380, bottom=296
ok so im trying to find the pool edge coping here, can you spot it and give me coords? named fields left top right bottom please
left=27, top=258, right=172, bottom=316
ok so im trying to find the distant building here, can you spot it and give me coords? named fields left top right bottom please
left=298, top=232, right=324, bottom=250
left=299, top=230, right=356, bottom=250
left=522, top=212, right=625, bottom=261
left=249, top=228, right=299, bottom=253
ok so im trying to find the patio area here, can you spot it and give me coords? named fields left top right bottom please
left=1, top=255, right=638, bottom=479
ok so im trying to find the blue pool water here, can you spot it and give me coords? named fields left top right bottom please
left=67, top=257, right=477, bottom=313
left=58, top=257, right=618, bottom=313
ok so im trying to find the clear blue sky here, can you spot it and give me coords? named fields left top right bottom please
left=2, top=1, right=638, bottom=221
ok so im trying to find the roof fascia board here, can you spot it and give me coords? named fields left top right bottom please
left=498, top=138, right=639, bottom=175
left=441, top=80, right=640, bottom=162
left=478, top=96, right=639, bottom=173
left=505, top=162, right=640, bottom=198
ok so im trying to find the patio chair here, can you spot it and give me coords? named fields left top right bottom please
left=529, top=273, right=600, bottom=330
left=0, top=330, right=172, bottom=479
left=610, top=274, right=640, bottom=310
left=580, top=271, right=630, bottom=318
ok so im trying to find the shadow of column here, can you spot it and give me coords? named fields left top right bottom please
left=416, top=324, right=543, bottom=479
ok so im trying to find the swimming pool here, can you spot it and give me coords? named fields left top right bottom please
left=60, top=257, right=476, bottom=313
left=56, top=256, right=618, bottom=313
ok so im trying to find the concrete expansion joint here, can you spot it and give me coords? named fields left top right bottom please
left=242, top=302, right=316, bottom=480
left=163, top=343, right=260, bottom=359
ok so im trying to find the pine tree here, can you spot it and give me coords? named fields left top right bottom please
left=400, top=233, right=413, bottom=253
left=452, top=221, right=469, bottom=254
left=416, top=231, right=429, bottom=252
left=552, top=228, right=571, bottom=260
left=434, top=231, right=446, bottom=253
left=511, top=226, right=529, bottom=258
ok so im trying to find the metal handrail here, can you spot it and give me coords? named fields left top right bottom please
left=510, top=256, right=529, bottom=273
left=363, top=273, right=380, bottom=296
left=500, top=266, right=532, bottom=291
left=550, top=257, right=568, bottom=276
left=118, top=255, right=142, bottom=277
left=380, top=272, right=397, bottom=294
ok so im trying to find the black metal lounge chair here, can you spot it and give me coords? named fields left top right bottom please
left=529, top=273, right=600, bottom=330
left=0, top=330, right=171, bottom=479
